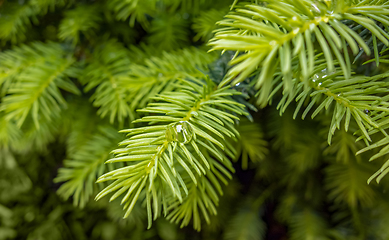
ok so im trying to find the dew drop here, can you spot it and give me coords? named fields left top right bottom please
left=145, top=161, right=153, bottom=173
left=314, top=16, right=322, bottom=23
left=310, top=74, right=322, bottom=88
left=269, top=40, right=277, bottom=46
left=289, top=16, right=301, bottom=27
left=311, top=3, right=321, bottom=14
left=310, top=68, right=335, bottom=88
left=190, top=111, right=198, bottom=117
left=235, top=82, right=241, bottom=86
left=311, top=1, right=329, bottom=15
left=166, top=121, right=194, bottom=144
left=293, top=28, right=300, bottom=35
left=364, top=109, right=370, bottom=115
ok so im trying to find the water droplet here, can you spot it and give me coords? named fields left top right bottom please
left=310, top=68, right=335, bottom=87
left=311, top=74, right=322, bottom=88
left=235, top=82, right=240, bottom=86
left=314, top=16, right=322, bottom=23
left=311, top=3, right=321, bottom=14
left=289, top=16, right=301, bottom=27
left=364, top=109, right=370, bottom=115
left=269, top=40, right=277, bottom=46
left=190, top=111, right=198, bottom=117
left=311, top=1, right=329, bottom=15
left=145, top=161, right=153, bottom=173
left=166, top=121, right=194, bottom=144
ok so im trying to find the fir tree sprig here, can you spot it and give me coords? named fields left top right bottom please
left=58, top=4, right=102, bottom=45
left=106, top=0, right=158, bottom=27
left=82, top=40, right=217, bottom=124
left=0, top=2, right=38, bottom=44
left=192, top=8, right=229, bottom=42
left=0, top=42, right=80, bottom=128
left=95, top=76, right=247, bottom=229
left=209, top=0, right=389, bottom=90
left=54, top=126, right=123, bottom=208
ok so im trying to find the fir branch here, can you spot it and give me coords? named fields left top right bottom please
left=192, top=8, right=229, bottom=42
left=82, top=39, right=134, bottom=123
left=357, top=133, right=389, bottom=183
left=277, top=66, right=389, bottom=144
left=30, top=0, right=68, bottom=12
left=267, top=109, right=303, bottom=150
left=0, top=42, right=80, bottom=128
left=223, top=188, right=275, bottom=240
left=323, top=122, right=364, bottom=163
left=166, top=164, right=234, bottom=231
left=83, top=40, right=217, bottom=124
left=95, top=76, right=246, bottom=229
left=232, top=119, right=268, bottom=169
left=289, top=210, right=330, bottom=240
left=16, top=113, right=61, bottom=153
left=146, top=14, right=190, bottom=50
left=121, top=47, right=217, bottom=112
left=325, top=162, right=376, bottom=207
left=61, top=98, right=103, bottom=157
left=0, top=42, right=58, bottom=96
left=209, top=0, right=389, bottom=92
left=0, top=2, right=38, bottom=44
left=0, top=0, right=72, bottom=44
left=286, top=134, right=322, bottom=173
left=223, top=208, right=265, bottom=240
left=55, top=126, right=122, bottom=208
left=54, top=99, right=113, bottom=207
left=106, top=0, right=158, bottom=27
left=58, top=4, right=102, bottom=45
left=264, top=59, right=389, bottom=182
left=352, top=90, right=389, bottom=183
left=168, top=0, right=208, bottom=13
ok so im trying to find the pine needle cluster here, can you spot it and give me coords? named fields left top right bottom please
left=2, top=0, right=389, bottom=239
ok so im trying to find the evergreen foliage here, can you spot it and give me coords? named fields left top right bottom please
left=96, top=77, right=246, bottom=230
left=2, top=0, right=389, bottom=239
left=58, top=4, right=102, bottom=44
